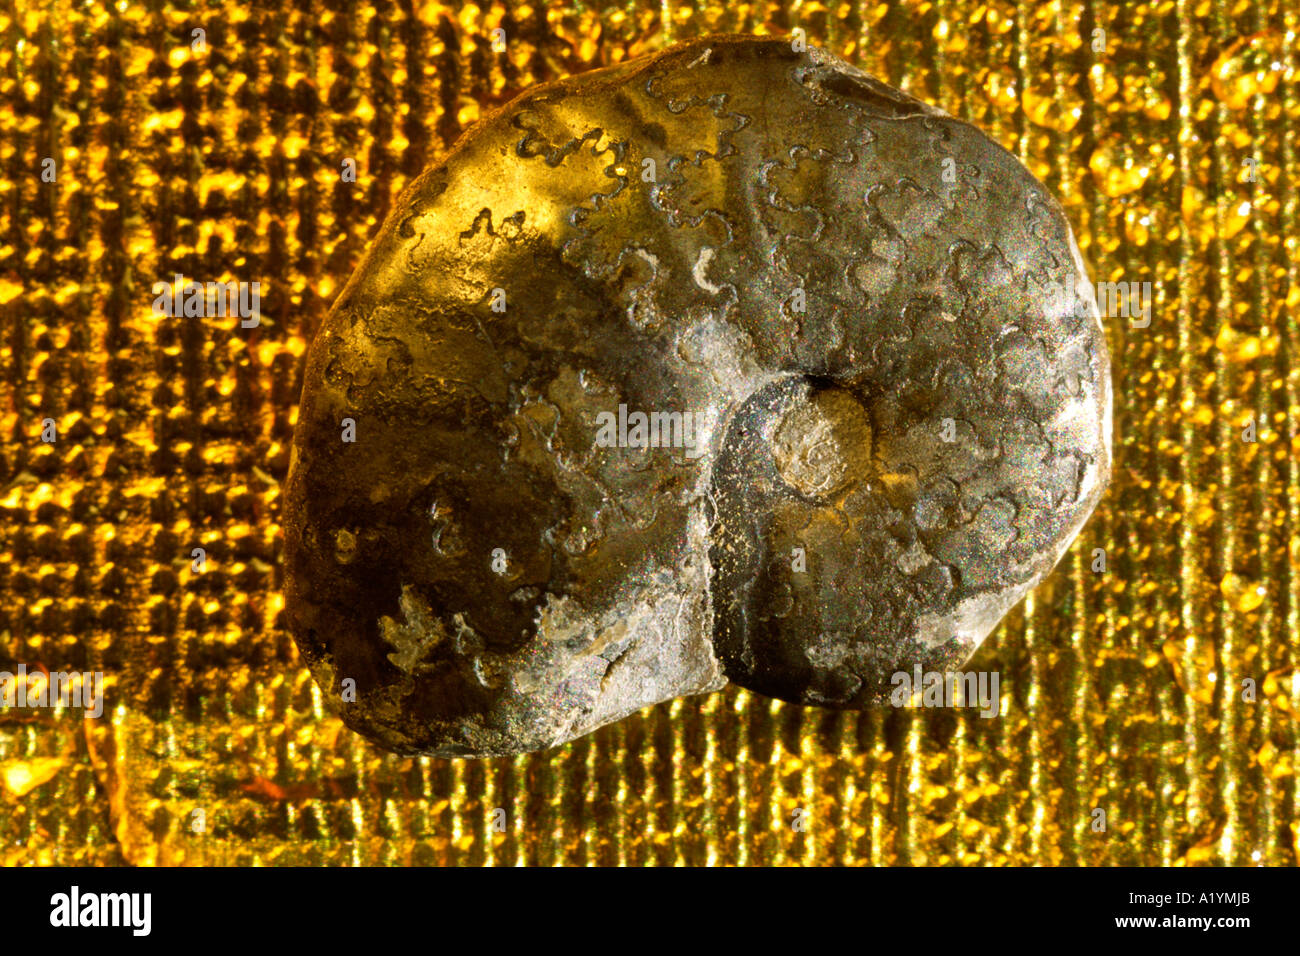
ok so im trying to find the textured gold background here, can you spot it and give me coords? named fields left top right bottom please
left=1, top=0, right=1297, bottom=866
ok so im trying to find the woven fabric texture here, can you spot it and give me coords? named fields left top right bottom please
left=0, top=0, right=1297, bottom=866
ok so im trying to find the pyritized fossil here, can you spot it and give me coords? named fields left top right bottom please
left=284, top=34, right=1111, bottom=757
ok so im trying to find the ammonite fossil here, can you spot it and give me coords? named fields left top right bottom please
left=283, top=34, right=1112, bottom=757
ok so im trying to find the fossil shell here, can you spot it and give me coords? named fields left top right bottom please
left=283, top=34, right=1111, bottom=757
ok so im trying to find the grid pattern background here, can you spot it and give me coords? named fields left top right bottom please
left=0, top=0, right=1297, bottom=865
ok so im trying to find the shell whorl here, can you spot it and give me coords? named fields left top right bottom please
left=283, top=34, right=1111, bottom=756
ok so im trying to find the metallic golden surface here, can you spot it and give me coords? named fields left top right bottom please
left=0, top=0, right=1296, bottom=865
